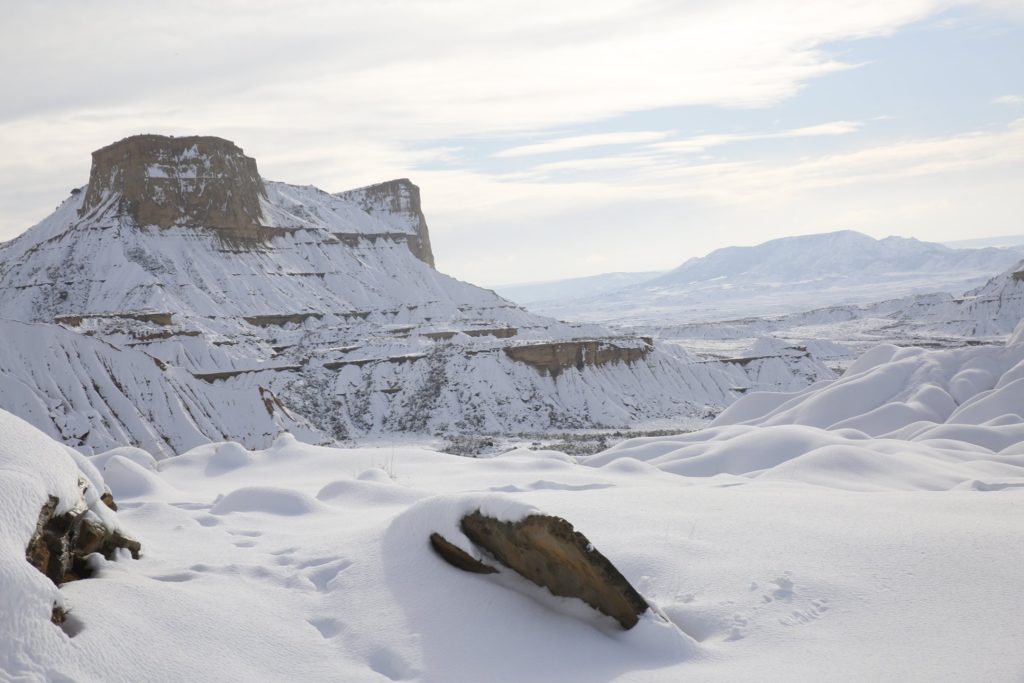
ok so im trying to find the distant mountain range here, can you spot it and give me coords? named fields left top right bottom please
left=497, top=230, right=1024, bottom=324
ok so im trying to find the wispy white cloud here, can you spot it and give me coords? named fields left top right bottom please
left=650, top=121, right=863, bottom=154
left=421, top=118, right=1024, bottom=218
left=493, top=131, right=671, bottom=158
left=0, top=0, right=1020, bottom=283
left=993, top=95, right=1024, bottom=105
left=424, top=119, right=1024, bottom=282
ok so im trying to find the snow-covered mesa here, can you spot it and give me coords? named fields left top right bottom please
left=2, top=320, right=1022, bottom=681
left=0, top=134, right=832, bottom=456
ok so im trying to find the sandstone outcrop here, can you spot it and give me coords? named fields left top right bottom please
left=336, top=179, right=435, bottom=267
left=80, top=134, right=268, bottom=242
left=431, top=511, right=648, bottom=629
left=504, top=339, right=652, bottom=377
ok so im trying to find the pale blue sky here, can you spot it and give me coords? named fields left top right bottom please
left=1, top=1, right=1021, bottom=284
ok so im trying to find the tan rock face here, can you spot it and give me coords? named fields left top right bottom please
left=504, top=340, right=652, bottom=377
left=79, top=134, right=267, bottom=241
left=336, top=179, right=436, bottom=267
left=432, top=511, right=649, bottom=629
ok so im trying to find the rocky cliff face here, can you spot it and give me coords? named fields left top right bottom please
left=504, top=340, right=652, bottom=378
left=336, top=179, right=435, bottom=267
left=80, top=134, right=268, bottom=241
left=0, top=135, right=788, bottom=455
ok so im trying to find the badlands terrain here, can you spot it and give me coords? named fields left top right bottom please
left=1, top=135, right=1022, bottom=682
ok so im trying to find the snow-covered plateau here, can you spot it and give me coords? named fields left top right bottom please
left=2, top=320, right=1022, bottom=681
left=0, top=134, right=840, bottom=457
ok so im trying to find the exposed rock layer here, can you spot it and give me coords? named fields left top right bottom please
left=80, top=134, right=267, bottom=241
left=336, top=179, right=435, bottom=267
left=504, top=340, right=652, bottom=377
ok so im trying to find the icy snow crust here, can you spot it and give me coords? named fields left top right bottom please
left=3, top=333, right=1023, bottom=681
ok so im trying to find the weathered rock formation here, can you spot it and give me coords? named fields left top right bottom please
left=505, top=339, right=652, bottom=377
left=432, top=511, right=649, bottom=629
left=80, top=134, right=267, bottom=241
left=26, top=480, right=140, bottom=586
left=336, top=179, right=435, bottom=267
left=0, top=133, right=731, bottom=453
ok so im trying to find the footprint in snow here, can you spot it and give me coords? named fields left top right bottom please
left=150, top=571, right=199, bottom=583
left=368, top=646, right=418, bottom=681
left=306, top=559, right=354, bottom=592
left=308, top=617, right=344, bottom=639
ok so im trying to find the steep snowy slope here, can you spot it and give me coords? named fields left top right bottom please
left=920, top=259, right=1024, bottom=336
left=0, top=319, right=318, bottom=457
left=520, top=230, right=1024, bottom=325
left=0, top=134, right=773, bottom=453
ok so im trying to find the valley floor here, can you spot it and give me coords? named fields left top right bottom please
left=29, top=436, right=1024, bottom=682
left=5, top=321, right=1023, bottom=682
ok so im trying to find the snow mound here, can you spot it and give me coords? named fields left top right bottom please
left=590, top=337, right=1024, bottom=490
left=0, top=410, right=127, bottom=680
left=102, top=455, right=178, bottom=500
left=211, top=486, right=325, bottom=516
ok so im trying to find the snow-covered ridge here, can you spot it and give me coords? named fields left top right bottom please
left=0, top=134, right=803, bottom=453
left=512, top=230, right=1024, bottom=324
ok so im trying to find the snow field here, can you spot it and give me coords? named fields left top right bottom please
left=3, top=329, right=1023, bottom=681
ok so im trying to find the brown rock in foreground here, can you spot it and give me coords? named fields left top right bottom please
left=429, top=532, right=498, bottom=574
left=433, top=511, right=648, bottom=629
left=26, top=480, right=140, bottom=586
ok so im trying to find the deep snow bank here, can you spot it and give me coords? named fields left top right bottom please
left=2, top=424, right=1021, bottom=680
left=0, top=410, right=132, bottom=680
left=589, top=332, right=1024, bottom=491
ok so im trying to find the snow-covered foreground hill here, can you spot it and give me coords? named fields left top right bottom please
left=4, top=325, right=1022, bottom=681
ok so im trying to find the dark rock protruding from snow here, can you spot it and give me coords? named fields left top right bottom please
left=429, top=532, right=498, bottom=574
left=435, top=511, right=649, bottom=629
left=26, top=481, right=139, bottom=585
left=80, top=134, right=268, bottom=242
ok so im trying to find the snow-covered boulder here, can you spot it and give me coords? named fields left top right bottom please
left=0, top=409, right=138, bottom=677
left=431, top=508, right=649, bottom=629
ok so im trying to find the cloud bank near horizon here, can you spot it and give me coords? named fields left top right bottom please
left=1, top=0, right=1022, bottom=283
